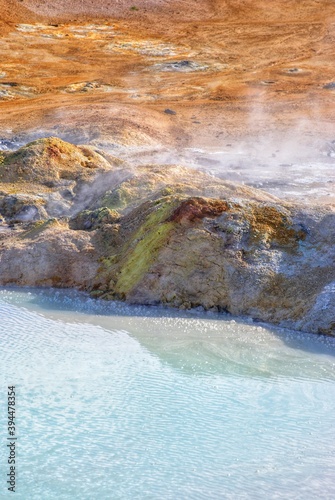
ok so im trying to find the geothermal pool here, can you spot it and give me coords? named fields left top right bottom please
left=0, top=288, right=335, bottom=499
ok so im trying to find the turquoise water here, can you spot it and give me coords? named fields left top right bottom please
left=0, top=288, right=335, bottom=499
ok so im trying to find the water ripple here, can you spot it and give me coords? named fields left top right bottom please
left=0, top=288, right=335, bottom=499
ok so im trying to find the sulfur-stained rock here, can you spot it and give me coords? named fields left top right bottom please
left=0, top=138, right=118, bottom=222
left=92, top=195, right=335, bottom=335
left=69, top=207, right=120, bottom=230
left=0, top=137, right=334, bottom=335
left=0, top=194, right=48, bottom=222
left=0, top=137, right=112, bottom=186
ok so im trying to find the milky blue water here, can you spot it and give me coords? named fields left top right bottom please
left=0, top=288, right=335, bottom=499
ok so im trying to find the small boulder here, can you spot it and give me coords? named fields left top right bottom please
left=69, top=207, right=120, bottom=231
left=0, top=194, right=47, bottom=222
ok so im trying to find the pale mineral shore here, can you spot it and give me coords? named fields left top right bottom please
left=0, top=137, right=334, bottom=335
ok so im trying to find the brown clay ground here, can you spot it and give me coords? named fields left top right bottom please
left=0, top=0, right=335, bottom=202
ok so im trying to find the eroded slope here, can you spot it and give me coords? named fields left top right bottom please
left=0, top=138, right=334, bottom=335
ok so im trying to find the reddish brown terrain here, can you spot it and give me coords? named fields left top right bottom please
left=0, top=2, right=334, bottom=333
left=1, top=0, right=335, bottom=147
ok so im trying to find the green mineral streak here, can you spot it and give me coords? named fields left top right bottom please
left=101, top=187, right=131, bottom=210
left=71, top=207, right=119, bottom=230
left=105, top=198, right=177, bottom=296
left=19, top=218, right=59, bottom=240
left=90, top=290, right=105, bottom=298
left=6, top=143, right=35, bottom=161
left=116, top=222, right=173, bottom=295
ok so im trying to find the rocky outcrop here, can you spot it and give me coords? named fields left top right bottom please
left=91, top=196, right=334, bottom=335
left=0, top=137, right=112, bottom=186
left=0, top=194, right=47, bottom=222
left=0, top=219, right=98, bottom=288
left=0, top=138, right=334, bottom=335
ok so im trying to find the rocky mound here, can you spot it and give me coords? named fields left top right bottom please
left=0, top=138, right=334, bottom=335
left=0, top=137, right=111, bottom=186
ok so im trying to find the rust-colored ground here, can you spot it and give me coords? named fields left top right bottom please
left=1, top=0, right=335, bottom=151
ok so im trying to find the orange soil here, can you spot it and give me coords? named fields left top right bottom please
left=0, top=0, right=335, bottom=148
